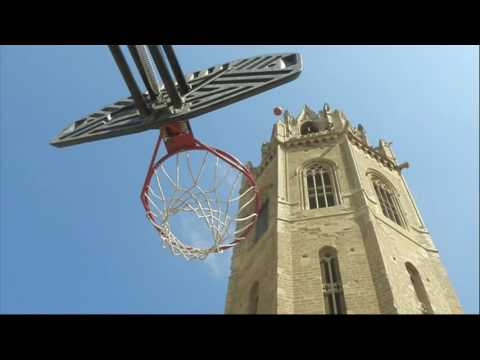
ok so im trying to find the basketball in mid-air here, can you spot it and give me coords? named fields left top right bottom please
left=273, top=106, right=283, bottom=116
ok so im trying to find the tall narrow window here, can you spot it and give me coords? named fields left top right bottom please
left=319, top=247, right=346, bottom=314
left=405, top=262, right=433, bottom=314
left=304, top=164, right=340, bottom=209
left=373, top=179, right=403, bottom=226
left=249, top=282, right=259, bottom=314
left=255, top=200, right=269, bottom=242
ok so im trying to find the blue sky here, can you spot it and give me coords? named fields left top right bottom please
left=1, top=45, right=478, bottom=314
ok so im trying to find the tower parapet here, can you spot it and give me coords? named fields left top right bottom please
left=258, top=104, right=402, bottom=179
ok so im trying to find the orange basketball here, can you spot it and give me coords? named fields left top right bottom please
left=273, top=107, right=283, bottom=116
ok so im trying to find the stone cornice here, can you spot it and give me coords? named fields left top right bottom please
left=278, top=199, right=300, bottom=206
left=281, top=132, right=339, bottom=148
left=278, top=206, right=355, bottom=222
left=254, top=131, right=341, bottom=180
left=410, top=225, right=430, bottom=235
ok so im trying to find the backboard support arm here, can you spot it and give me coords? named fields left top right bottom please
left=147, top=45, right=183, bottom=109
left=108, top=45, right=150, bottom=117
left=127, top=45, right=160, bottom=100
left=162, top=45, right=190, bottom=96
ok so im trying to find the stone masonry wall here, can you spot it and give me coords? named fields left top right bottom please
left=225, top=156, right=277, bottom=314
left=225, top=106, right=462, bottom=314
left=349, top=136, right=463, bottom=313
left=281, top=135, right=379, bottom=313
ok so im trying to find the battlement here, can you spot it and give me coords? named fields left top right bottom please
left=254, top=105, right=403, bottom=180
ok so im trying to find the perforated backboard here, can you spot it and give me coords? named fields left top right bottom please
left=50, top=53, right=302, bottom=148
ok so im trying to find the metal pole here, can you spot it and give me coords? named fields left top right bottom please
left=127, top=45, right=159, bottom=100
left=147, top=45, right=183, bottom=109
left=162, top=45, right=189, bottom=95
left=108, top=45, right=150, bottom=117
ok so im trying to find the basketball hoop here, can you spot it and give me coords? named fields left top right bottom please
left=141, top=122, right=260, bottom=260
left=51, top=45, right=302, bottom=262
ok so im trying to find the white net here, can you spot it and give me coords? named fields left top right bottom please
left=143, top=148, right=258, bottom=260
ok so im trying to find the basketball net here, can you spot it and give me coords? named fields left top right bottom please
left=141, top=122, right=260, bottom=260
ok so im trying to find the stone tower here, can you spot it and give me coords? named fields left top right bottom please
left=224, top=104, right=462, bottom=314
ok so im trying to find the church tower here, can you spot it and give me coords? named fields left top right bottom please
left=224, top=104, right=463, bottom=314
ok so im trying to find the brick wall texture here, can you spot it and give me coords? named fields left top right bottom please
left=224, top=106, right=462, bottom=314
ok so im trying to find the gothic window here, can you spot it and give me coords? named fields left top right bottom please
left=300, top=121, right=319, bottom=135
left=372, top=179, right=404, bottom=226
left=319, top=247, right=346, bottom=314
left=405, top=262, right=433, bottom=314
left=249, top=282, right=260, bottom=314
left=304, top=164, right=340, bottom=209
left=255, top=200, right=269, bottom=242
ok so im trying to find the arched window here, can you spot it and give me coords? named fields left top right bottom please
left=304, top=163, right=340, bottom=209
left=372, top=178, right=404, bottom=226
left=319, top=247, right=346, bottom=314
left=405, top=262, right=433, bottom=314
left=300, top=121, right=319, bottom=135
left=249, top=282, right=259, bottom=314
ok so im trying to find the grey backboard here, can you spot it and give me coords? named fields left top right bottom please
left=51, top=52, right=303, bottom=148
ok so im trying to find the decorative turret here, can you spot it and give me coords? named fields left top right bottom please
left=353, top=123, right=369, bottom=145
left=277, top=103, right=347, bottom=139
left=377, top=139, right=396, bottom=162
